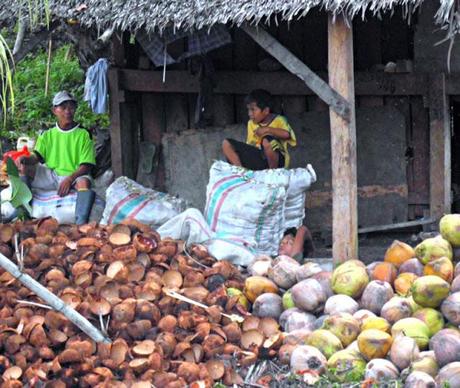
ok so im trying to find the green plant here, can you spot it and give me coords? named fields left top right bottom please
left=1, top=158, right=32, bottom=220
left=3, top=44, right=109, bottom=141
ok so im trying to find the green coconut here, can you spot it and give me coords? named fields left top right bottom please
left=327, top=349, right=366, bottom=382
left=306, top=329, right=343, bottom=359
left=391, top=318, right=430, bottom=350
left=282, top=290, right=295, bottom=310
left=321, top=313, right=361, bottom=347
left=413, top=308, right=445, bottom=337
left=331, top=261, right=369, bottom=298
left=410, top=351, right=439, bottom=377
left=439, top=214, right=460, bottom=247
left=414, top=236, right=452, bottom=265
left=411, top=276, right=450, bottom=308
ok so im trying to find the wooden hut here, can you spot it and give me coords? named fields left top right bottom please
left=3, top=0, right=460, bottom=263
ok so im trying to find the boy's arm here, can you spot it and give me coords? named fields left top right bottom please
left=255, top=126, right=291, bottom=140
left=290, top=225, right=308, bottom=258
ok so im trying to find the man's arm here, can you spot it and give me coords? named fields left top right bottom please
left=57, top=163, right=93, bottom=197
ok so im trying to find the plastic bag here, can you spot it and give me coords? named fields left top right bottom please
left=101, top=176, right=187, bottom=228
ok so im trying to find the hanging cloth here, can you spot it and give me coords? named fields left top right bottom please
left=84, top=58, right=109, bottom=114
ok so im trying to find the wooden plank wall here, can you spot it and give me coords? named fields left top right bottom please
left=128, top=9, right=429, bottom=220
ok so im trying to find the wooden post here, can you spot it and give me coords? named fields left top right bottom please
left=328, top=15, right=358, bottom=264
left=108, top=68, right=125, bottom=177
left=429, top=73, right=451, bottom=219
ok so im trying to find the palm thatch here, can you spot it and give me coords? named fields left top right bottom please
left=0, top=0, right=456, bottom=33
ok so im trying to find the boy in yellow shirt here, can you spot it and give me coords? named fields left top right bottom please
left=222, top=89, right=296, bottom=170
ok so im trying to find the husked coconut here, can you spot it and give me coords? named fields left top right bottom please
left=380, top=296, right=413, bottom=324
left=295, top=262, right=322, bottom=282
left=248, top=256, right=272, bottom=277
left=290, top=345, right=326, bottom=374
left=364, top=359, right=399, bottom=381
left=451, top=275, right=460, bottom=292
left=441, top=292, right=460, bottom=325
left=267, top=259, right=299, bottom=289
left=291, top=279, right=326, bottom=312
left=252, top=293, right=283, bottom=320
left=390, top=335, right=419, bottom=370
left=353, top=309, right=376, bottom=323
left=324, top=294, right=359, bottom=316
left=404, top=371, right=436, bottom=388
left=310, top=271, right=333, bottom=298
left=399, top=258, right=424, bottom=276
left=429, top=329, right=460, bottom=367
left=435, top=362, right=460, bottom=388
left=284, top=310, right=316, bottom=333
left=360, top=280, right=394, bottom=315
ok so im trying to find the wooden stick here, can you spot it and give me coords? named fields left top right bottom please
left=44, top=38, right=52, bottom=97
left=165, top=289, right=244, bottom=323
left=0, top=253, right=111, bottom=343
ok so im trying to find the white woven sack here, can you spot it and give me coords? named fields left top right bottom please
left=101, top=176, right=186, bottom=228
left=205, top=161, right=286, bottom=256
left=31, top=190, right=105, bottom=223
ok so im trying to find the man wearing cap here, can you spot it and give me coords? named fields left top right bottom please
left=17, top=91, right=96, bottom=225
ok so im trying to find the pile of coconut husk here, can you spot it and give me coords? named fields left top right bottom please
left=0, top=218, right=281, bottom=387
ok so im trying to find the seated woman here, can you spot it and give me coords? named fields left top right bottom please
left=278, top=225, right=315, bottom=263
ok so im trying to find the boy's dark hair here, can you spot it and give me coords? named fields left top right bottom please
left=245, top=89, right=273, bottom=111
left=283, top=228, right=297, bottom=238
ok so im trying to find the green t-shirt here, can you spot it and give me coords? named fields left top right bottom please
left=34, top=124, right=96, bottom=176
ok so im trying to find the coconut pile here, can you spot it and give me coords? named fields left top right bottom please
left=246, top=214, right=460, bottom=387
left=0, top=215, right=460, bottom=387
left=0, top=218, right=260, bottom=387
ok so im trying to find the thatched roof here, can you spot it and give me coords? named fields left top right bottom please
left=0, top=0, right=455, bottom=33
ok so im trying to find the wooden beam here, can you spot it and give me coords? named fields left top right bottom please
left=242, top=25, right=351, bottom=121
left=429, top=74, right=451, bottom=219
left=358, top=218, right=436, bottom=234
left=117, top=69, right=427, bottom=96
left=108, top=69, right=124, bottom=177
left=328, top=15, right=358, bottom=264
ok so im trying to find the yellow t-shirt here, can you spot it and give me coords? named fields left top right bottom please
left=247, top=115, right=297, bottom=167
